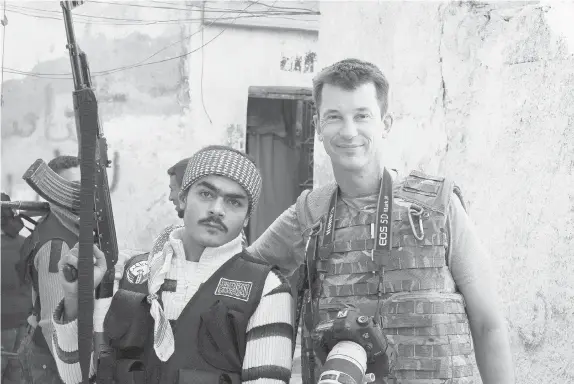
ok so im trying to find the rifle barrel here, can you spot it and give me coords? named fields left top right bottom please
left=61, top=1, right=83, bottom=90
left=0, top=201, right=50, bottom=211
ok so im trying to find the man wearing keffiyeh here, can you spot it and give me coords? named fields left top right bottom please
left=50, top=145, right=295, bottom=384
left=167, top=157, right=247, bottom=246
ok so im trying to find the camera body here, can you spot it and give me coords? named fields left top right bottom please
left=310, top=307, right=395, bottom=384
left=311, top=307, right=390, bottom=365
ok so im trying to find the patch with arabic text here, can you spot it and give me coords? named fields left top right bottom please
left=126, top=260, right=149, bottom=285
left=214, top=278, right=253, bottom=302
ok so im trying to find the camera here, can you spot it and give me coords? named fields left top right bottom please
left=316, top=341, right=373, bottom=384
left=311, top=308, right=393, bottom=384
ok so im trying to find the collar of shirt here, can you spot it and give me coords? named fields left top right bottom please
left=168, top=226, right=244, bottom=268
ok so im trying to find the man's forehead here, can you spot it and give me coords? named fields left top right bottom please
left=169, top=175, right=179, bottom=186
left=319, top=82, right=379, bottom=112
left=194, top=175, right=247, bottom=196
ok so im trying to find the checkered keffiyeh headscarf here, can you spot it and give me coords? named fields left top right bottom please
left=180, top=145, right=262, bottom=218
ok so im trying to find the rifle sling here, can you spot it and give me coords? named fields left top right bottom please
left=76, top=88, right=99, bottom=384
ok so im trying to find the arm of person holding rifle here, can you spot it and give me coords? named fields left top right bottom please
left=51, top=244, right=130, bottom=384
left=50, top=242, right=296, bottom=384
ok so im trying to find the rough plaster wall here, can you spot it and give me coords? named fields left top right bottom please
left=187, top=20, right=317, bottom=151
left=316, top=1, right=574, bottom=383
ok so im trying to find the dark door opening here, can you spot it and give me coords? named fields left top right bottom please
left=244, top=86, right=315, bottom=244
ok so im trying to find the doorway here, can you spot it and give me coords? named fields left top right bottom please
left=245, top=86, right=315, bottom=244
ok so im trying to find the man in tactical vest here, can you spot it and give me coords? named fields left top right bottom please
left=247, top=59, right=514, bottom=384
left=16, top=155, right=81, bottom=384
left=50, top=145, right=295, bottom=384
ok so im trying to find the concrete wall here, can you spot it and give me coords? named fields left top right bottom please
left=1, top=1, right=317, bottom=251
left=315, top=1, right=574, bottom=383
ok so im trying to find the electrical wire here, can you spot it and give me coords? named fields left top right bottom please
left=199, top=0, right=278, bottom=125
left=200, top=20, right=211, bottom=124
left=2, top=0, right=262, bottom=79
left=4, top=4, right=316, bottom=26
left=88, top=0, right=196, bottom=11
left=86, top=0, right=316, bottom=14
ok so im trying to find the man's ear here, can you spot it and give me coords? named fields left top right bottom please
left=382, top=113, right=393, bottom=138
left=314, top=114, right=325, bottom=142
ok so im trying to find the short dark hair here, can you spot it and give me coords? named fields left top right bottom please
left=312, top=58, right=390, bottom=117
left=47, top=155, right=79, bottom=175
left=167, top=157, right=191, bottom=187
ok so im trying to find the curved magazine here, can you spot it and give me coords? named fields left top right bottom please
left=22, top=158, right=80, bottom=213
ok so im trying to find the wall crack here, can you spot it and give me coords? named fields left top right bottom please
left=438, top=4, right=447, bottom=114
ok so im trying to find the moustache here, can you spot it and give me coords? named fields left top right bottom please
left=198, top=217, right=228, bottom=232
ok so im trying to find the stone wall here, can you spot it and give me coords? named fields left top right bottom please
left=315, top=1, right=574, bottom=383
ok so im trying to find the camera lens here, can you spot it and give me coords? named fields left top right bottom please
left=317, top=341, right=367, bottom=384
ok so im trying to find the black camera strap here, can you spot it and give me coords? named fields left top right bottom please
left=374, top=168, right=393, bottom=323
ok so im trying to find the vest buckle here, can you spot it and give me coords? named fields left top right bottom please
left=408, top=204, right=425, bottom=241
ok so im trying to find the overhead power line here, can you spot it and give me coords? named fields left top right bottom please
left=3, top=3, right=317, bottom=26
left=3, top=0, right=264, bottom=79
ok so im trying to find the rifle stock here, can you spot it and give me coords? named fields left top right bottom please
left=61, top=2, right=118, bottom=383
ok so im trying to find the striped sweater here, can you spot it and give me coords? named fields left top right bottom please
left=51, top=229, right=294, bottom=384
left=31, top=206, right=82, bottom=353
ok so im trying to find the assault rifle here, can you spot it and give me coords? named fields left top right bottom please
left=60, top=2, right=119, bottom=383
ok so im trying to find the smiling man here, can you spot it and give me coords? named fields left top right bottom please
left=247, top=59, right=514, bottom=384
left=50, top=145, right=295, bottom=384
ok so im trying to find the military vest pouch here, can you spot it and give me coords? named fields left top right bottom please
left=104, top=288, right=153, bottom=350
left=198, top=300, right=247, bottom=373
left=177, top=368, right=240, bottom=384
left=114, top=358, right=144, bottom=384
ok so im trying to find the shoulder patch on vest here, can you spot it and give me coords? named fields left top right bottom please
left=297, top=182, right=337, bottom=233
left=214, top=278, right=253, bottom=302
left=395, top=170, right=453, bottom=214
left=126, top=259, right=149, bottom=285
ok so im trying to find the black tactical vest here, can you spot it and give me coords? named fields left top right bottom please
left=299, top=171, right=474, bottom=384
left=102, top=250, right=272, bottom=384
